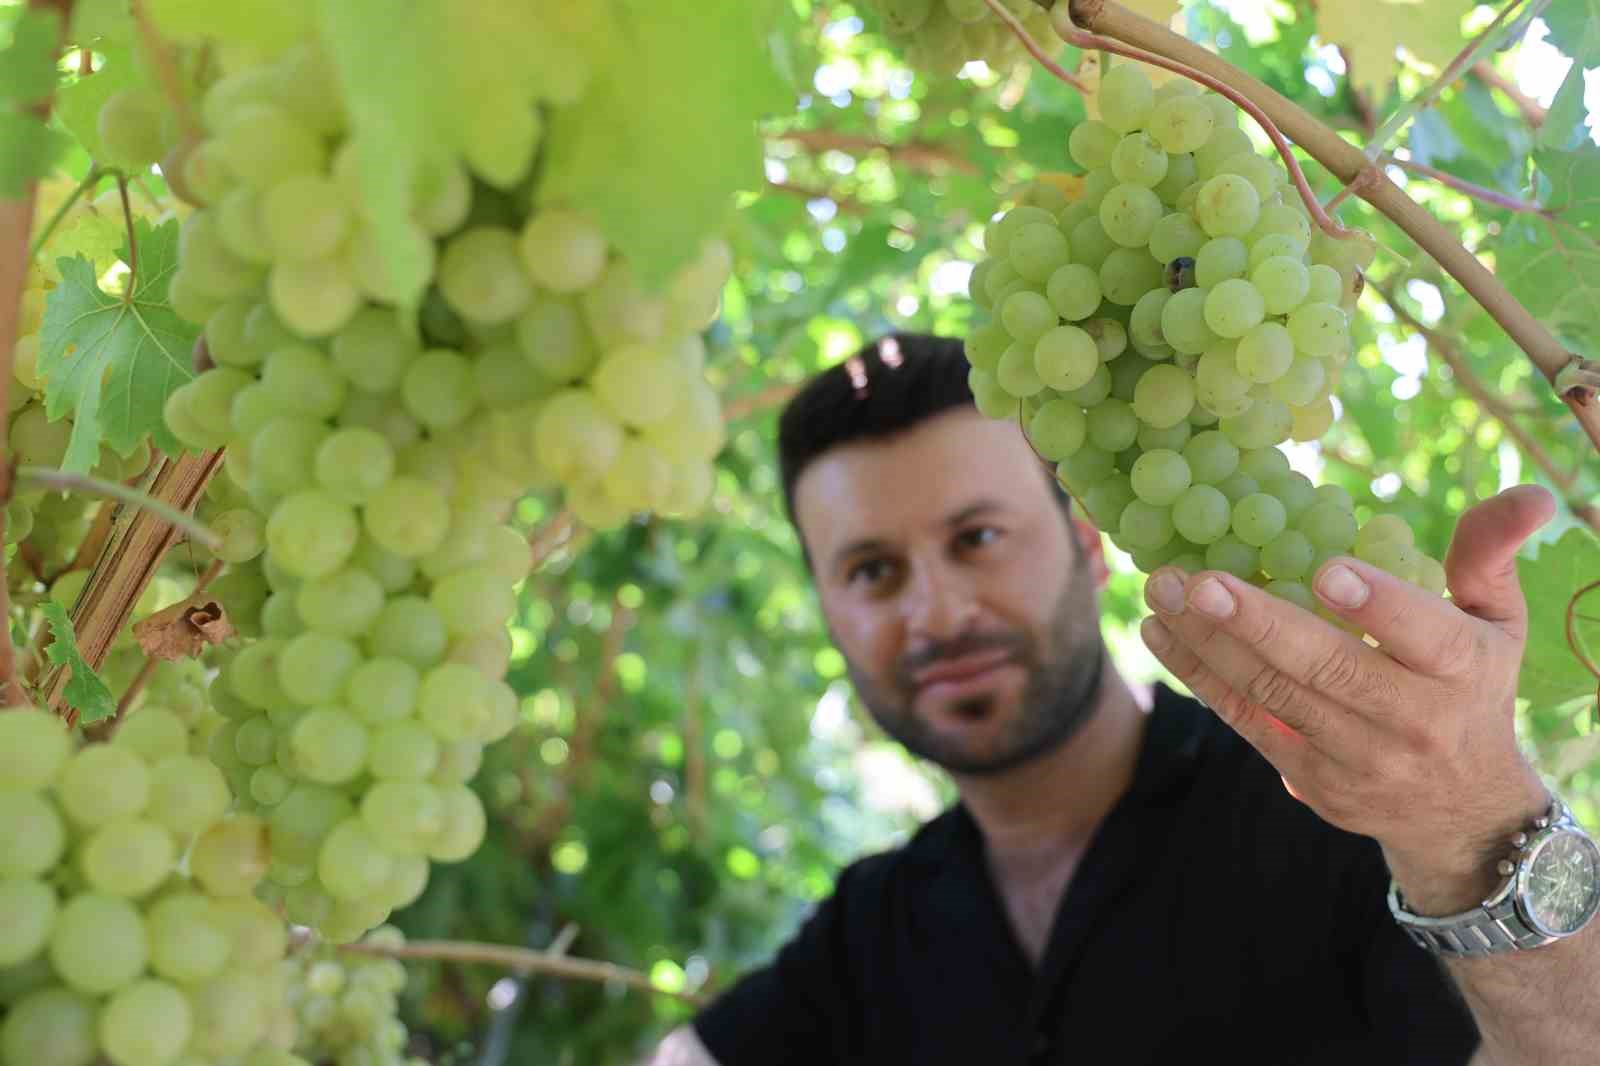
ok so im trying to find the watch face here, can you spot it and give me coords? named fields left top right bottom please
left=1520, top=830, right=1600, bottom=937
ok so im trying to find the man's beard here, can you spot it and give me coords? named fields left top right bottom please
left=844, top=554, right=1106, bottom=777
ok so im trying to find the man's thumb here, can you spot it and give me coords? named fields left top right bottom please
left=1442, top=484, right=1557, bottom=638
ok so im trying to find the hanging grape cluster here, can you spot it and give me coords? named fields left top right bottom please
left=105, top=23, right=731, bottom=946
left=864, top=0, right=1063, bottom=75
left=966, top=64, right=1445, bottom=608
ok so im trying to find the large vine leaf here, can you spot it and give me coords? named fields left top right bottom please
left=1495, top=147, right=1600, bottom=361
left=38, top=218, right=197, bottom=470
left=539, top=0, right=792, bottom=287
left=1517, top=528, right=1600, bottom=709
left=1316, top=0, right=1472, bottom=98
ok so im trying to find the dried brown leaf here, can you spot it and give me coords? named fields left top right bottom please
left=132, top=592, right=233, bottom=661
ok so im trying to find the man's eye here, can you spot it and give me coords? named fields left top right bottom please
left=960, top=527, right=1001, bottom=548
left=849, top=559, right=892, bottom=585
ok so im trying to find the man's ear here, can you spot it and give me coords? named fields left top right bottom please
left=1071, top=515, right=1111, bottom=589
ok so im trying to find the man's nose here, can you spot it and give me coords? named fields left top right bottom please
left=902, top=560, right=978, bottom=643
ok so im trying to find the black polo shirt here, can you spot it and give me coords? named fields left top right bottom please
left=693, top=683, right=1481, bottom=1065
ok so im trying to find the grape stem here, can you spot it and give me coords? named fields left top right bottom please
left=339, top=937, right=710, bottom=1007
left=1380, top=155, right=1555, bottom=218
left=116, top=173, right=137, bottom=303
left=1564, top=580, right=1600, bottom=728
left=1374, top=287, right=1600, bottom=535
left=980, top=0, right=1089, bottom=92
left=1059, top=0, right=1600, bottom=460
left=1363, top=0, right=1546, bottom=161
left=16, top=466, right=222, bottom=551
left=25, top=166, right=104, bottom=262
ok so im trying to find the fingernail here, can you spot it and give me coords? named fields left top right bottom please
left=1141, top=615, right=1171, bottom=652
left=1190, top=578, right=1235, bottom=618
left=1317, top=564, right=1369, bottom=609
left=1148, top=570, right=1185, bottom=614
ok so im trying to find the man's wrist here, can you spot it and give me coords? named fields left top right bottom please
left=1382, top=779, right=1552, bottom=917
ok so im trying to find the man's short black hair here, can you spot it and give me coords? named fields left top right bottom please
left=776, top=332, right=1070, bottom=538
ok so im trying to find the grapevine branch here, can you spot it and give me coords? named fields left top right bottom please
left=1016, top=4, right=1355, bottom=239
left=771, top=129, right=981, bottom=176
left=767, top=180, right=870, bottom=216
left=45, top=450, right=223, bottom=725
left=338, top=938, right=708, bottom=1007
left=1058, top=0, right=1600, bottom=458
left=1376, top=288, right=1599, bottom=534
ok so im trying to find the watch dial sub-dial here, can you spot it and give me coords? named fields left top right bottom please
left=1522, top=832, right=1600, bottom=937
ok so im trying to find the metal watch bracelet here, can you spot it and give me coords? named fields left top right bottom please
left=1387, top=798, right=1570, bottom=959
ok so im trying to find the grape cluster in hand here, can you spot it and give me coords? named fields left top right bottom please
left=966, top=64, right=1446, bottom=608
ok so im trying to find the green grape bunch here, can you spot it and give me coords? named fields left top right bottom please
left=0, top=707, right=304, bottom=1066
left=964, top=63, right=1445, bottom=615
left=125, top=29, right=730, bottom=945
left=864, top=0, right=1063, bottom=76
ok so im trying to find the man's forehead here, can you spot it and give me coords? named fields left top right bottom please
left=792, top=410, right=1052, bottom=550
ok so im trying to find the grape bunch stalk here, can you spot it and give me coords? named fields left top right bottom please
left=965, top=63, right=1444, bottom=613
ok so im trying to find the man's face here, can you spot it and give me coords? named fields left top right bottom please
left=793, top=408, right=1108, bottom=776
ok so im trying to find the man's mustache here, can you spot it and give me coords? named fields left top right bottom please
left=896, top=632, right=1030, bottom=685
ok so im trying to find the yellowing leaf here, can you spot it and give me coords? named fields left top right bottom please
left=1316, top=0, right=1473, bottom=98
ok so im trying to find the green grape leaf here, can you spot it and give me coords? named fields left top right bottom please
left=1517, top=527, right=1600, bottom=710
left=1543, top=0, right=1600, bottom=58
left=1538, top=61, right=1591, bottom=151
left=38, top=217, right=197, bottom=470
left=1496, top=148, right=1600, bottom=361
left=40, top=602, right=117, bottom=726
left=1315, top=0, right=1472, bottom=97
left=540, top=0, right=792, bottom=287
left=0, top=8, right=61, bottom=102
left=318, top=0, right=431, bottom=311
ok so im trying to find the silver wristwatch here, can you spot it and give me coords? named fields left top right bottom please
left=1389, top=795, right=1600, bottom=958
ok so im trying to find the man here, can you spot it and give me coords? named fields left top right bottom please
left=649, top=333, right=1599, bottom=1065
